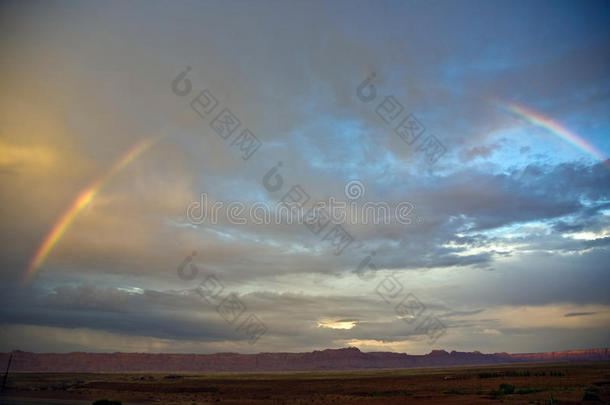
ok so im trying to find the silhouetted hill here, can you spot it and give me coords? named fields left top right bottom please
left=1, top=347, right=608, bottom=372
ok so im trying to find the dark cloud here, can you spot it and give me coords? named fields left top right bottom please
left=44, top=285, right=130, bottom=313
left=564, top=312, right=598, bottom=318
left=460, top=144, right=501, bottom=162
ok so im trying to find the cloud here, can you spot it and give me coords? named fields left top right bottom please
left=0, top=0, right=609, bottom=355
left=460, top=143, right=501, bottom=162
left=43, top=284, right=131, bottom=312
left=564, top=312, right=598, bottom=318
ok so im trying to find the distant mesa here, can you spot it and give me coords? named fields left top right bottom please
left=1, top=347, right=608, bottom=373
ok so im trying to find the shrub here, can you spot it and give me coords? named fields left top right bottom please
left=516, top=387, right=545, bottom=394
left=583, top=391, right=600, bottom=401
left=489, top=383, right=515, bottom=398
left=479, top=370, right=531, bottom=378
left=583, top=386, right=601, bottom=401
left=443, top=389, right=467, bottom=395
left=488, top=389, right=503, bottom=398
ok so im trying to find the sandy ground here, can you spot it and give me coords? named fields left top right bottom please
left=1, top=361, right=609, bottom=404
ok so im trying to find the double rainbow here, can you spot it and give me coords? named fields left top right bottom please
left=24, top=136, right=162, bottom=282
left=495, top=100, right=610, bottom=169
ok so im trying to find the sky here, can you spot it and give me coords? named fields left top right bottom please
left=0, top=0, right=609, bottom=355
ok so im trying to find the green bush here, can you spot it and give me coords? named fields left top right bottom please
left=489, top=383, right=515, bottom=398
left=488, top=389, right=503, bottom=398
left=478, top=370, right=531, bottom=378
left=516, top=387, right=545, bottom=394
left=443, top=389, right=467, bottom=395
left=583, top=391, right=600, bottom=401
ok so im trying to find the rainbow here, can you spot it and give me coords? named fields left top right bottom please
left=495, top=100, right=610, bottom=169
left=24, top=136, right=162, bottom=282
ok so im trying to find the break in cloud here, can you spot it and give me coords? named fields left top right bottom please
left=0, top=0, right=609, bottom=354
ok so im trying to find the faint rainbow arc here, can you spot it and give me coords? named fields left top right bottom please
left=24, top=136, right=162, bottom=282
left=494, top=100, right=610, bottom=169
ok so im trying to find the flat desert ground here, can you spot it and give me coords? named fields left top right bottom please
left=2, top=361, right=609, bottom=404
